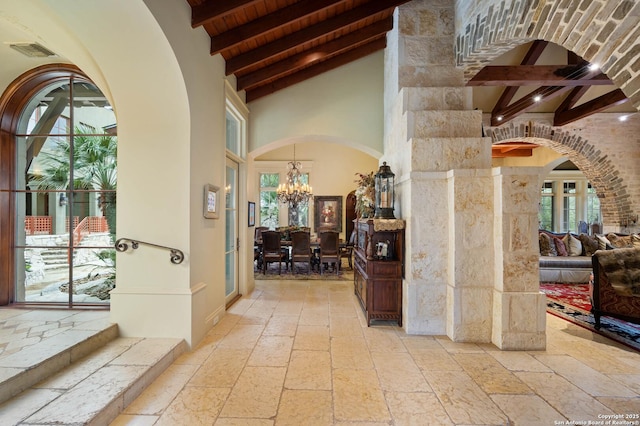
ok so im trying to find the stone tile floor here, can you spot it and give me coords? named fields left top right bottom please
left=0, top=309, right=112, bottom=359
left=110, top=278, right=640, bottom=425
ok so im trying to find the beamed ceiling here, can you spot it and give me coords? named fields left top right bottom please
left=184, top=2, right=632, bottom=157
left=186, top=0, right=411, bottom=102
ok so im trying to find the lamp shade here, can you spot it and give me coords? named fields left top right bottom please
left=374, top=161, right=395, bottom=219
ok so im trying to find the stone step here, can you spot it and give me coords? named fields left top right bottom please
left=0, top=310, right=186, bottom=425
left=0, top=322, right=118, bottom=405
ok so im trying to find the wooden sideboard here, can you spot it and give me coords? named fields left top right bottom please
left=353, top=218, right=405, bottom=326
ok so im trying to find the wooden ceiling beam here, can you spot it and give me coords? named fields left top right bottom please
left=553, top=89, right=628, bottom=126
left=468, top=65, right=611, bottom=86
left=225, top=0, right=408, bottom=75
left=211, top=0, right=346, bottom=55
left=492, top=40, right=548, bottom=116
left=191, top=0, right=262, bottom=28
left=555, top=85, right=591, bottom=112
left=491, top=85, right=572, bottom=126
left=245, top=38, right=386, bottom=102
left=237, top=18, right=392, bottom=91
left=491, top=142, right=539, bottom=158
left=492, top=149, right=534, bottom=158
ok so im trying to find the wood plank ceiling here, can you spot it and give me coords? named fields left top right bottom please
left=184, top=3, right=628, bottom=157
left=186, top=0, right=410, bottom=103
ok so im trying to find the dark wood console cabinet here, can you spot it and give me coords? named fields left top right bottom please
left=353, top=218, right=405, bottom=326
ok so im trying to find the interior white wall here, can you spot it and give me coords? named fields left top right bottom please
left=255, top=142, right=379, bottom=240
left=248, top=52, right=385, bottom=157
left=142, top=0, right=230, bottom=347
left=1, top=0, right=231, bottom=347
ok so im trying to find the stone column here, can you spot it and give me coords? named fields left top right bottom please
left=386, top=0, right=492, bottom=339
left=384, top=0, right=546, bottom=348
left=492, top=167, right=546, bottom=349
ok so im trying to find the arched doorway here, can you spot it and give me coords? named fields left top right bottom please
left=0, top=64, right=116, bottom=306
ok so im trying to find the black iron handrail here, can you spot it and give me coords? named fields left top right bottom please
left=115, top=237, right=184, bottom=264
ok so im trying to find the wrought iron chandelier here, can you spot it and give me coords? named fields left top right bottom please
left=276, top=145, right=313, bottom=208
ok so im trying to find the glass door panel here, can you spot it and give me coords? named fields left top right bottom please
left=225, top=159, right=239, bottom=303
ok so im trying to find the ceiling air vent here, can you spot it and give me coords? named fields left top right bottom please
left=9, top=42, right=57, bottom=58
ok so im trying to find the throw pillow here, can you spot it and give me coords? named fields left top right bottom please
left=554, top=236, right=568, bottom=256
left=632, top=234, right=640, bottom=248
left=607, top=233, right=634, bottom=248
left=562, top=233, right=583, bottom=256
left=579, top=233, right=599, bottom=256
left=596, top=234, right=612, bottom=250
left=539, top=232, right=557, bottom=256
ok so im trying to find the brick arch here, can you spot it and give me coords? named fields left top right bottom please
left=455, top=0, right=640, bottom=109
left=490, top=122, right=631, bottom=225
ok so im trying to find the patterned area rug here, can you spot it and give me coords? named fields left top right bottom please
left=540, top=282, right=640, bottom=351
left=255, top=263, right=353, bottom=281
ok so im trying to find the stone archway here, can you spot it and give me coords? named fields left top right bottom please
left=454, top=0, right=640, bottom=228
left=455, top=0, right=640, bottom=109
left=489, top=122, right=632, bottom=225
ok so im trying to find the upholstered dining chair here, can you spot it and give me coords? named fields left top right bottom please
left=339, top=229, right=357, bottom=270
left=253, top=226, right=269, bottom=270
left=290, top=231, right=312, bottom=274
left=261, top=230, right=287, bottom=274
left=319, top=231, right=340, bottom=275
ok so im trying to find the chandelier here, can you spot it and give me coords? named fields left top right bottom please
left=276, top=145, right=313, bottom=208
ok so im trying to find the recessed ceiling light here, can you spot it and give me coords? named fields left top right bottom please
left=496, top=115, right=503, bottom=121
left=533, top=95, right=542, bottom=102
left=588, top=63, right=600, bottom=71
left=619, top=115, right=628, bottom=122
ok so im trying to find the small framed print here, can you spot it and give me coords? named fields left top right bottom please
left=248, top=201, right=256, bottom=227
left=204, top=184, right=219, bottom=219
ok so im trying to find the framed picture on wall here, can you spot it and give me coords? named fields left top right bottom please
left=248, top=201, right=256, bottom=227
left=314, top=196, right=342, bottom=233
left=203, top=184, right=219, bottom=219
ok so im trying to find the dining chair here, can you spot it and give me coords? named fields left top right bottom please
left=339, top=229, right=357, bottom=270
left=262, top=230, right=287, bottom=274
left=319, top=230, right=340, bottom=275
left=290, top=231, right=312, bottom=274
left=253, top=226, right=269, bottom=270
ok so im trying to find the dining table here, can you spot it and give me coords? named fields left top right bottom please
left=254, top=238, right=347, bottom=272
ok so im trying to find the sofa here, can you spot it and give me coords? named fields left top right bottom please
left=590, top=247, right=640, bottom=328
left=538, top=230, right=640, bottom=283
left=538, top=230, right=597, bottom=283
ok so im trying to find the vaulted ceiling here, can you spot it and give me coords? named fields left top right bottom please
left=184, top=2, right=634, bottom=157
left=185, top=0, right=411, bottom=102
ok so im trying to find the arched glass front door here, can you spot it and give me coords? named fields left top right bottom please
left=11, top=70, right=117, bottom=306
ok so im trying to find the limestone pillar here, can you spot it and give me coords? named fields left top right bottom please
left=384, top=0, right=546, bottom=348
left=492, top=167, right=546, bottom=349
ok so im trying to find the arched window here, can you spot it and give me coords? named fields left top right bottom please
left=0, top=65, right=116, bottom=307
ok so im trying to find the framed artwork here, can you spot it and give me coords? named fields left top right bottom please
left=248, top=201, right=256, bottom=227
left=314, top=196, right=342, bottom=233
left=203, top=184, right=219, bottom=219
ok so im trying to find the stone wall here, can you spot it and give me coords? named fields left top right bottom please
left=488, top=113, right=640, bottom=230
left=454, top=0, right=640, bottom=231
left=455, top=0, right=640, bottom=107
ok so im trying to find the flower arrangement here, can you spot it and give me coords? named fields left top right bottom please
left=354, top=171, right=375, bottom=218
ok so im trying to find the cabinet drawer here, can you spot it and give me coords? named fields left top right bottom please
left=372, top=261, right=401, bottom=276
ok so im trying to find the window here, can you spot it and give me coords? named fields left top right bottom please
left=539, top=181, right=554, bottom=231
left=562, top=181, right=577, bottom=232
left=256, top=160, right=313, bottom=229
left=226, top=107, right=243, bottom=157
left=587, top=183, right=601, bottom=224
left=10, top=70, right=116, bottom=305
left=287, top=172, right=310, bottom=227
left=538, top=170, right=601, bottom=233
left=260, top=173, right=279, bottom=228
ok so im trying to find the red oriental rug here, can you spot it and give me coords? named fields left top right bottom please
left=540, top=282, right=640, bottom=351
